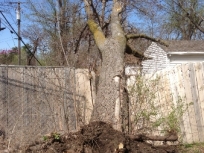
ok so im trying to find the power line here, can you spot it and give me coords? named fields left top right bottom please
left=0, top=18, right=6, bottom=31
left=10, top=31, right=17, bottom=47
left=8, top=10, right=17, bottom=25
left=0, top=11, right=42, bottom=66
left=1, top=22, right=17, bottom=49
left=0, top=18, right=16, bottom=48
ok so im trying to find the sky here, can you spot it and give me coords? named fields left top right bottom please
left=0, top=0, right=28, bottom=50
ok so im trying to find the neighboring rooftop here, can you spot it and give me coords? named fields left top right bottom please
left=160, top=40, right=204, bottom=52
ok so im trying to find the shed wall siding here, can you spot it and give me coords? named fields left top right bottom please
left=142, top=42, right=168, bottom=74
left=142, top=41, right=204, bottom=74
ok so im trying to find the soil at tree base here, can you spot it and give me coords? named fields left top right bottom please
left=11, top=121, right=179, bottom=153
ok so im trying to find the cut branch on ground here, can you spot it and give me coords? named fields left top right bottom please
left=128, top=133, right=178, bottom=142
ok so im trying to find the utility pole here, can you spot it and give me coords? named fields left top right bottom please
left=16, top=1, right=21, bottom=65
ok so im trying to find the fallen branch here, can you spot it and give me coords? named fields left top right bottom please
left=128, top=134, right=178, bottom=141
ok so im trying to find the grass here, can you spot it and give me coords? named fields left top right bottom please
left=178, top=142, right=204, bottom=153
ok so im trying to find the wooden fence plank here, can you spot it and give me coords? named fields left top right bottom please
left=162, top=70, right=173, bottom=114
left=169, top=68, right=179, bottom=106
left=193, top=62, right=204, bottom=141
left=173, top=65, right=187, bottom=143
left=157, top=71, right=164, bottom=112
left=65, top=68, right=77, bottom=131
left=150, top=72, right=162, bottom=118
left=75, top=69, right=93, bottom=125
left=189, top=63, right=204, bottom=142
left=177, top=64, right=193, bottom=143
left=0, top=67, right=8, bottom=133
left=56, top=68, right=68, bottom=132
left=182, top=64, right=199, bottom=143
left=63, top=67, right=69, bottom=131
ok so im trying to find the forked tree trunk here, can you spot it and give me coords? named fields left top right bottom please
left=84, top=1, right=126, bottom=128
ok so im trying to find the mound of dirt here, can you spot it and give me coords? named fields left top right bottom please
left=20, top=121, right=178, bottom=153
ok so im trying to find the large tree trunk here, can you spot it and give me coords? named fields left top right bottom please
left=91, top=37, right=126, bottom=125
left=85, top=1, right=126, bottom=128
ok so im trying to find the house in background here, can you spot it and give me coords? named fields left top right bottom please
left=142, top=40, right=204, bottom=74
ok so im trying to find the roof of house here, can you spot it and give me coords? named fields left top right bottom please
left=160, top=40, right=204, bottom=52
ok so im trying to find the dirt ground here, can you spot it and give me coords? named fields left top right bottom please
left=8, top=121, right=179, bottom=153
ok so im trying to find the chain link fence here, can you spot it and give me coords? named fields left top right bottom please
left=0, top=66, right=95, bottom=147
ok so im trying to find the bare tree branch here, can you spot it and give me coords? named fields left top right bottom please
left=27, top=38, right=39, bottom=65
left=126, top=34, right=168, bottom=47
left=186, top=12, right=204, bottom=33
left=101, top=0, right=106, bottom=26
left=84, top=0, right=94, bottom=20
left=111, top=1, right=125, bottom=39
left=87, top=20, right=106, bottom=49
left=90, top=1, right=101, bottom=24
left=126, top=44, right=151, bottom=59
left=84, top=0, right=106, bottom=50
left=174, top=0, right=204, bottom=33
left=74, top=24, right=88, bottom=54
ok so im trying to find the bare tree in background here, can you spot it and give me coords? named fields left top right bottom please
left=22, top=25, right=45, bottom=65
left=175, top=0, right=204, bottom=34
left=26, top=0, right=91, bottom=66
left=162, top=0, right=204, bottom=40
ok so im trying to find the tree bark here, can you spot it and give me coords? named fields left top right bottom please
left=84, top=0, right=126, bottom=127
left=91, top=37, right=126, bottom=125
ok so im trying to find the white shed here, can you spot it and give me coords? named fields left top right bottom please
left=142, top=40, right=204, bottom=74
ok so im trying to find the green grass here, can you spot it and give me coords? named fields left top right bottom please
left=179, top=143, right=204, bottom=153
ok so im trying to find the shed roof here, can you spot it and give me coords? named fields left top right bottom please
left=160, top=40, right=204, bottom=52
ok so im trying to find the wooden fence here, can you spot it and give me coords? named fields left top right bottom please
left=127, top=62, right=204, bottom=143
left=0, top=66, right=96, bottom=146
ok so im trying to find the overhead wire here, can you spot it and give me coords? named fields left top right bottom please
left=1, top=18, right=17, bottom=48
left=2, top=4, right=22, bottom=48
left=8, top=10, right=17, bottom=25
left=10, top=31, right=16, bottom=47
left=1, top=7, right=19, bottom=48
left=0, top=11, right=42, bottom=66
left=7, top=9, right=19, bottom=51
